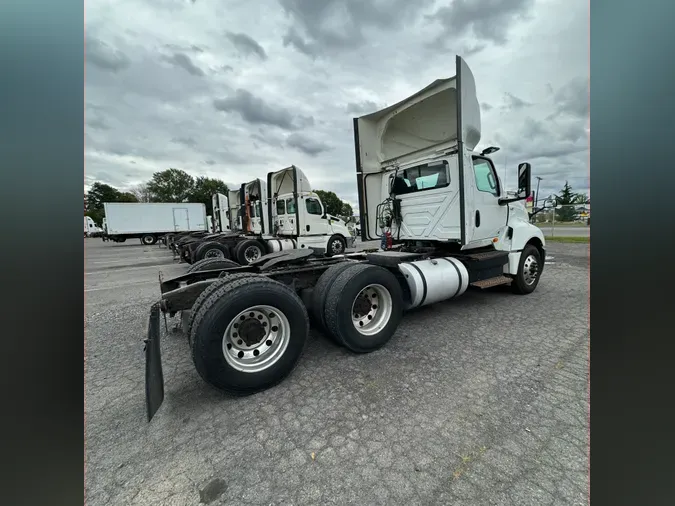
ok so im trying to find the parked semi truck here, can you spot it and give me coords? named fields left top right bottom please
left=84, top=216, right=103, bottom=237
left=177, top=169, right=355, bottom=266
left=101, top=202, right=207, bottom=245
left=144, top=56, right=546, bottom=421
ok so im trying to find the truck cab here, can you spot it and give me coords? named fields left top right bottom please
left=267, top=165, right=354, bottom=254
left=354, top=56, right=544, bottom=277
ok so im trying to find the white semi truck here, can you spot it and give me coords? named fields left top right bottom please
left=84, top=216, right=103, bottom=237
left=143, top=56, right=546, bottom=421
left=101, top=202, right=207, bottom=245
left=178, top=169, right=354, bottom=266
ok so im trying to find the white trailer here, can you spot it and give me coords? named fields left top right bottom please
left=143, top=56, right=550, bottom=421
left=102, top=202, right=207, bottom=245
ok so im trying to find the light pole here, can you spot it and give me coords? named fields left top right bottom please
left=535, top=176, right=543, bottom=208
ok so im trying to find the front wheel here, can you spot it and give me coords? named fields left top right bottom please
left=511, top=244, right=543, bottom=294
left=326, top=234, right=347, bottom=256
left=190, top=276, right=309, bottom=395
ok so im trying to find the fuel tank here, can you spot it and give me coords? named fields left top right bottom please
left=398, top=257, right=469, bottom=309
left=266, top=238, right=297, bottom=253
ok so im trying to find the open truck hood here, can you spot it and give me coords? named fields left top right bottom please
left=354, top=56, right=481, bottom=174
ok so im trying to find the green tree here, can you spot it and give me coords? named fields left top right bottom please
left=340, top=202, right=354, bottom=219
left=85, top=182, right=121, bottom=211
left=314, top=190, right=343, bottom=216
left=187, top=176, right=230, bottom=215
left=147, top=168, right=195, bottom=202
left=118, top=192, right=138, bottom=203
left=554, top=181, right=587, bottom=222
left=130, top=183, right=152, bottom=203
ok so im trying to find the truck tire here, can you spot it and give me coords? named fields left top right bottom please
left=141, top=234, right=157, bottom=245
left=310, top=262, right=359, bottom=337
left=190, top=276, right=309, bottom=395
left=195, top=241, right=230, bottom=261
left=324, top=263, right=404, bottom=353
left=511, top=244, right=543, bottom=295
left=186, top=257, right=239, bottom=274
left=326, top=234, right=347, bottom=256
left=235, top=239, right=266, bottom=265
left=184, top=273, right=263, bottom=345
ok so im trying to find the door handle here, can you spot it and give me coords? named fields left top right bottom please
left=475, top=210, right=481, bottom=227
left=306, top=225, right=310, bottom=232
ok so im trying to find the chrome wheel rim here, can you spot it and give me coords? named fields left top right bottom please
left=523, top=254, right=539, bottom=285
left=244, top=245, right=262, bottom=263
left=351, top=284, right=392, bottom=336
left=222, top=305, right=290, bottom=373
left=205, top=248, right=224, bottom=259
left=331, top=239, right=344, bottom=254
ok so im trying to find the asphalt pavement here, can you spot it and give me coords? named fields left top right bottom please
left=85, top=237, right=589, bottom=506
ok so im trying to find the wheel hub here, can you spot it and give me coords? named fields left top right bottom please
left=237, top=317, right=266, bottom=346
left=222, top=305, right=290, bottom=373
left=351, top=284, right=393, bottom=336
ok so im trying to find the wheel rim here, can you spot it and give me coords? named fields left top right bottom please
left=222, top=305, right=290, bottom=373
left=244, top=245, right=261, bottom=263
left=331, top=239, right=344, bottom=254
left=143, top=236, right=152, bottom=244
left=205, top=248, right=224, bottom=259
left=522, top=254, right=539, bottom=285
left=351, top=284, right=393, bottom=336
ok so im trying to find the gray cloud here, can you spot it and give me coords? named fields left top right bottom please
left=286, top=133, right=332, bottom=156
left=503, top=92, right=533, bottom=110
left=481, top=102, right=494, bottom=112
left=522, top=117, right=547, bottom=139
left=171, top=136, right=198, bottom=147
left=346, top=101, right=381, bottom=115
left=226, top=32, right=268, bottom=60
left=164, top=53, right=205, bottom=76
left=279, top=0, right=435, bottom=54
left=86, top=37, right=130, bottom=72
left=282, top=27, right=318, bottom=58
left=213, top=90, right=311, bottom=130
left=429, top=0, right=535, bottom=46
left=553, top=76, right=589, bottom=118
left=86, top=116, right=110, bottom=130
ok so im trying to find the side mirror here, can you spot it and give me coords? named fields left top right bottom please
left=517, top=162, right=531, bottom=199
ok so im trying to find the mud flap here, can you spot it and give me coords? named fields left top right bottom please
left=145, top=302, right=164, bottom=422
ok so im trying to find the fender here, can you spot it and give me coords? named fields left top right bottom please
left=504, top=221, right=546, bottom=275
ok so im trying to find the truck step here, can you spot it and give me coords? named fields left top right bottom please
left=470, top=275, right=512, bottom=289
left=461, top=250, right=509, bottom=261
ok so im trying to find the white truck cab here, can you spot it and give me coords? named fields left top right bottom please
left=267, top=165, right=355, bottom=255
left=354, top=56, right=544, bottom=283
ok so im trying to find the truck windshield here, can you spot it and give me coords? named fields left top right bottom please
left=276, top=199, right=286, bottom=215
left=286, top=198, right=296, bottom=214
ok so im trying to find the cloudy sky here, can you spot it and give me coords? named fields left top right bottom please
left=85, top=0, right=589, bottom=212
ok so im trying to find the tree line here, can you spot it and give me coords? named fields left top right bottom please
left=84, top=168, right=355, bottom=226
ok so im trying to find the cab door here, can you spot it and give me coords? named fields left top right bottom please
left=301, top=196, right=330, bottom=235
left=465, top=155, right=508, bottom=245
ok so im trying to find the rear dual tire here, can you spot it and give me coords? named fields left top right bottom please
left=317, top=263, right=404, bottom=353
left=189, top=275, right=309, bottom=395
